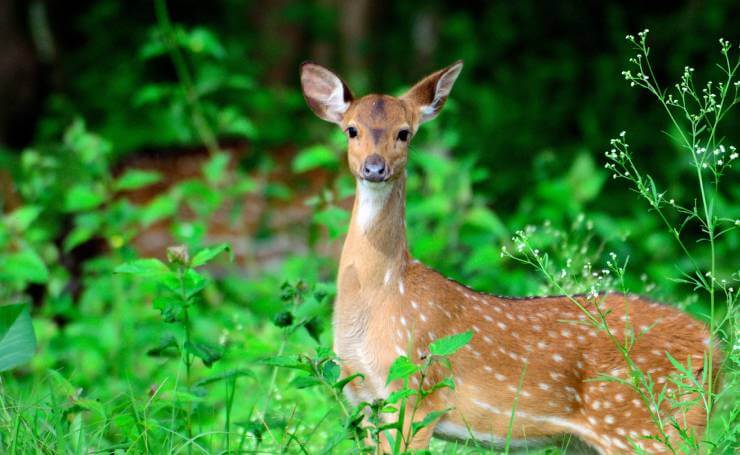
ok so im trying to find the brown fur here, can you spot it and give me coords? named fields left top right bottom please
left=300, top=61, right=720, bottom=454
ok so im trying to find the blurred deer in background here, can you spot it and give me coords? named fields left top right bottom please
left=300, top=61, right=720, bottom=454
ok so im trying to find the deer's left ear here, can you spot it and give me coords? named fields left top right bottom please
left=402, top=60, right=463, bottom=124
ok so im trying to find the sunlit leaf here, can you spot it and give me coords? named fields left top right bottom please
left=191, top=243, right=232, bottom=267
left=114, top=169, right=162, bottom=191
left=0, top=304, right=36, bottom=372
left=386, top=356, right=419, bottom=385
left=429, top=330, right=473, bottom=357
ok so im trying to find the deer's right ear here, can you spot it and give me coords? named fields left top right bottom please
left=300, top=62, right=354, bottom=124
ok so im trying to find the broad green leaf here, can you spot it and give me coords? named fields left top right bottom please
left=203, top=152, right=230, bottom=185
left=5, top=206, right=43, bottom=232
left=322, top=360, right=340, bottom=384
left=47, top=369, right=78, bottom=397
left=184, top=340, right=223, bottom=367
left=114, top=169, right=162, bottom=191
left=411, top=408, right=451, bottom=436
left=140, top=194, right=179, bottom=227
left=0, top=304, right=36, bottom=372
left=292, top=144, right=338, bottom=173
left=386, top=356, right=419, bottom=385
left=1, top=249, right=49, bottom=284
left=429, top=330, right=473, bottom=357
left=191, top=243, right=232, bottom=267
left=114, top=258, right=169, bottom=276
left=64, top=184, right=106, bottom=212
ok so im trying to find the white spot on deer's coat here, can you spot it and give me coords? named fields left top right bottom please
left=400, top=316, right=407, bottom=327
left=538, top=383, right=550, bottom=390
left=497, top=322, right=507, bottom=330
left=356, top=180, right=393, bottom=233
left=384, top=269, right=392, bottom=285
left=552, top=354, right=564, bottom=362
left=420, top=313, right=428, bottom=322
left=494, top=373, right=506, bottom=381
left=411, top=300, right=418, bottom=309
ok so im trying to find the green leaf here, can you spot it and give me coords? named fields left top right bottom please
left=152, top=294, right=184, bottom=323
left=411, top=409, right=451, bottom=437
left=203, top=152, right=230, bottom=185
left=147, top=334, right=180, bottom=358
left=64, top=184, right=106, bottom=212
left=290, top=375, right=322, bottom=389
left=1, top=249, right=49, bottom=284
left=0, top=304, right=36, bottom=372
left=193, top=369, right=254, bottom=387
left=5, top=206, right=43, bottom=232
left=114, top=258, right=169, bottom=276
left=186, top=27, right=226, bottom=58
left=429, top=330, right=473, bottom=357
left=182, top=268, right=208, bottom=298
left=258, top=356, right=312, bottom=373
left=64, top=212, right=102, bottom=251
left=292, top=144, right=338, bottom=173
left=313, top=206, right=349, bottom=239
left=184, top=340, right=223, bottom=367
left=191, top=243, right=232, bottom=267
left=386, top=388, right=418, bottom=403
left=114, top=169, right=162, bottom=191
left=47, top=369, right=78, bottom=397
left=140, top=194, right=179, bottom=227
left=386, top=356, right=419, bottom=385
left=333, top=372, right=363, bottom=391
left=322, top=360, right=340, bottom=384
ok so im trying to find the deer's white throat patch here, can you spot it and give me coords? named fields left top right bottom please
left=355, top=179, right=393, bottom=233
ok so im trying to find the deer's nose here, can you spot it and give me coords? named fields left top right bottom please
left=362, top=154, right=388, bottom=182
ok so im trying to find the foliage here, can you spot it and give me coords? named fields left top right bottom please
left=0, top=1, right=738, bottom=454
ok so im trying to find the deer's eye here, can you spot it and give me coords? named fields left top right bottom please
left=347, top=126, right=358, bottom=138
left=397, top=129, right=410, bottom=142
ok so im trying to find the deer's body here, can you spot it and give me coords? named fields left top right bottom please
left=301, top=62, right=718, bottom=454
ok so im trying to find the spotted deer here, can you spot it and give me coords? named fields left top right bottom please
left=299, top=61, right=719, bottom=454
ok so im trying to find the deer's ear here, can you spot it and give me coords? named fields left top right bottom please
left=300, top=62, right=354, bottom=124
left=402, top=60, right=463, bottom=124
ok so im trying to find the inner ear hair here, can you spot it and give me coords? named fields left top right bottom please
left=403, top=60, right=463, bottom=123
left=300, top=62, right=354, bottom=124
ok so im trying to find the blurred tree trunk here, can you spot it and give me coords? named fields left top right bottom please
left=0, top=0, right=45, bottom=149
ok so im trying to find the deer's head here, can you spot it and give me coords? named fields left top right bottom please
left=300, top=61, right=463, bottom=184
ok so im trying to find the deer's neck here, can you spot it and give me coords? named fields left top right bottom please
left=338, top=177, right=409, bottom=300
